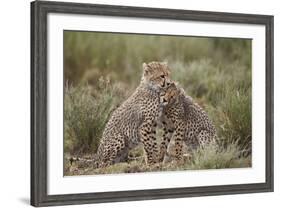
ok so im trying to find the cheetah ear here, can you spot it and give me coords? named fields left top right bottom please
left=142, top=62, right=149, bottom=75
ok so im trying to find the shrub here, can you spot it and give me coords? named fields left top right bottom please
left=64, top=78, right=127, bottom=155
left=188, top=142, right=251, bottom=170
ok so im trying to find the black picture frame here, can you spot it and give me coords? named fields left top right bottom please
left=31, top=0, right=274, bottom=207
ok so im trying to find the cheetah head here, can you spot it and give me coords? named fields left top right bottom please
left=141, top=62, right=172, bottom=89
left=160, top=82, right=181, bottom=106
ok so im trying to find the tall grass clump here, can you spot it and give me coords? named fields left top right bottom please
left=216, top=86, right=252, bottom=153
left=64, top=78, right=127, bottom=155
left=188, top=142, right=251, bottom=170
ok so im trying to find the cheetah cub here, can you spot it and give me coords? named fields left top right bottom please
left=96, top=62, right=172, bottom=168
left=158, top=83, right=217, bottom=163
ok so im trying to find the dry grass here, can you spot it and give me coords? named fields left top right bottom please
left=64, top=140, right=251, bottom=176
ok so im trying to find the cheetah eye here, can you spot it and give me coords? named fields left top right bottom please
left=160, top=75, right=165, bottom=78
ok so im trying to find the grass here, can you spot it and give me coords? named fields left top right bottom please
left=63, top=31, right=252, bottom=175
left=188, top=143, right=251, bottom=170
left=64, top=142, right=251, bottom=176
left=64, top=77, right=128, bottom=155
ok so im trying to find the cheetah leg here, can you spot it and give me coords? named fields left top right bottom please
left=99, top=148, right=114, bottom=168
left=110, top=137, right=127, bottom=163
left=140, top=119, right=158, bottom=165
left=174, top=122, right=185, bottom=162
left=99, top=135, right=126, bottom=168
left=197, top=130, right=211, bottom=148
left=197, top=130, right=216, bottom=149
left=159, top=121, right=174, bottom=163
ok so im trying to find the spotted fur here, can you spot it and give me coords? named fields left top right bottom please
left=158, top=83, right=217, bottom=162
left=96, top=62, right=172, bottom=167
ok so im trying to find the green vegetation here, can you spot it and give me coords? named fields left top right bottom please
left=64, top=78, right=128, bottom=155
left=63, top=31, right=252, bottom=175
